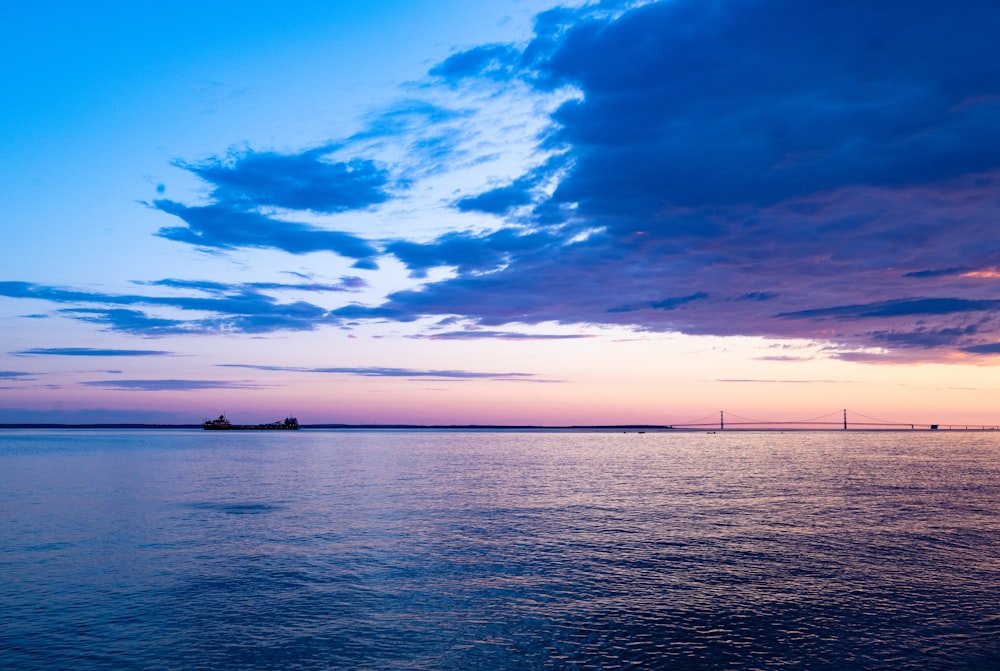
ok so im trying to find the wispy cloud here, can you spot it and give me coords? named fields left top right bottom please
left=218, top=363, right=556, bottom=382
left=0, top=280, right=337, bottom=336
left=0, top=371, right=35, bottom=380
left=81, top=379, right=268, bottom=391
left=418, top=330, right=592, bottom=341
left=139, top=277, right=367, bottom=293
left=15, top=348, right=173, bottom=357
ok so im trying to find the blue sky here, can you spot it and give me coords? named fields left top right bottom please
left=3, top=0, right=1000, bottom=425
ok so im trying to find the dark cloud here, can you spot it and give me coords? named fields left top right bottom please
left=330, top=304, right=418, bottom=322
left=0, top=281, right=114, bottom=304
left=869, top=325, right=980, bottom=349
left=455, top=183, right=535, bottom=215
left=219, top=363, right=550, bottom=382
left=777, top=298, right=1000, bottom=321
left=903, top=268, right=971, bottom=279
left=0, top=281, right=336, bottom=336
left=152, top=144, right=395, bottom=264
left=532, top=0, right=1000, bottom=209
left=82, top=379, right=267, bottom=391
left=385, top=228, right=555, bottom=278
left=15, top=348, right=172, bottom=357
left=352, top=0, right=1000, bottom=361
left=177, top=147, right=391, bottom=213
left=962, top=343, right=1000, bottom=355
left=153, top=200, right=379, bottom=266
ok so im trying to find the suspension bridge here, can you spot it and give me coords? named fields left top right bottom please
left=664, top=409, right=999, bottom=431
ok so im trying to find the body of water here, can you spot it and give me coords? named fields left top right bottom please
left=1, top=429, right=999, bottom=669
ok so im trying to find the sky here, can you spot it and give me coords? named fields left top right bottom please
left=2, top=0, right=1000, bottom=426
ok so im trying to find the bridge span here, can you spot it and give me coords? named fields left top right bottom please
left=666, top=409, right=999, bottom=431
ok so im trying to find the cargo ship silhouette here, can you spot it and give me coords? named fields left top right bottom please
left=202, top=414, right=300, bottom=430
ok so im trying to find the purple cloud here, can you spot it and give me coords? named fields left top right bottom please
left=15, top=348, right=173, bottom=357
left=777, top=298, right=1000, bottom=321
left=357, top=1, right=1000, bottom=361
left=218, top=363, right=552, bottom=382
left=962, top=343, right=1000, bottom=355
left=82, top=379, right=267, bottom=391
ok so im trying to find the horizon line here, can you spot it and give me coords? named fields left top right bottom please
left=1, top=423, right=996, bottom=432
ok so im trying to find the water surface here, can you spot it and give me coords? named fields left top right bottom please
left=1, top=429, right=999, bottom=669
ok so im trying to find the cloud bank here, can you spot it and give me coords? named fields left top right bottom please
left=367, top=0, right=1000, bottom=360
left=5, top=0, right=1000, bottom=362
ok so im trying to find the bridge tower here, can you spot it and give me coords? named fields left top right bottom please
left=843, top=408, right=847, bottom=431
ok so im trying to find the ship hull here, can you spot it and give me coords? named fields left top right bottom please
left=202, top=415, right=300, bottom=430
left=203, top=424, right=300, bottom=430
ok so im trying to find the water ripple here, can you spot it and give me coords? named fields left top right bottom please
left=1, top=430, right=999, bottom=669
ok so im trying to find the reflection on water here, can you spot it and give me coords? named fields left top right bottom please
left=1, top=429, right=999, bottom=669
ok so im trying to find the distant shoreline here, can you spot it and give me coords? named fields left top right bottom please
left=0, top=423, right=670, bottom=430
left=0, top=423, right=993, bottom=432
